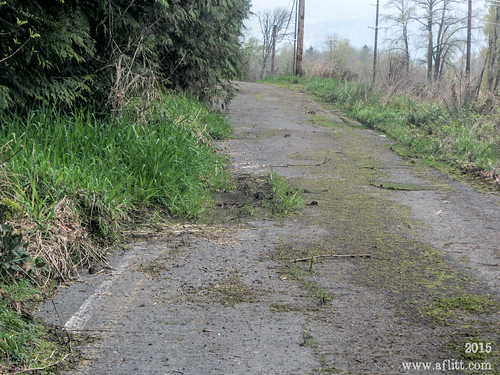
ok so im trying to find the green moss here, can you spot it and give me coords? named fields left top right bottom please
left=0, top=198, right=21, bottom=221
left=436, top=295, right=495, bottom=312
left=426, top=295, right=499, bottom=323
left=273, top=112, right=500, bottom=365
left=311, top=114, right=350, bottom=130
left=451, top=334, right=499, bottom=365
left=269, top=303, right=294, bottom=313
left=166, top=273, right=260, bottom=307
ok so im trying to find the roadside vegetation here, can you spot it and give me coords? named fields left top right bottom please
left=0, top=280, right=65, bottom=374
left=265, top=75, right=500, bottom=188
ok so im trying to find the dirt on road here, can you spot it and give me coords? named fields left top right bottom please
left=38, top=82, right=499, bottom=374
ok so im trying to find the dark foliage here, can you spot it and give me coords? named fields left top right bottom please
left=0, top=0, right=250, bottom=111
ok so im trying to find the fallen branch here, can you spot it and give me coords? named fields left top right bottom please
left=369, top=180, right=414, bottom=191
left=273, top=155, right=332, bottom=168
left=52, top=300, right=73, bottom=346
left=291, top=254, right=371, bottom=263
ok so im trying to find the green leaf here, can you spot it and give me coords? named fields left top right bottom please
left=16, top=18, right=28, bottom=26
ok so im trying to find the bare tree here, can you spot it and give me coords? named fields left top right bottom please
left=258, top=7, right=293, bottom=79
left=412, top=0, right=467, bottom=83
left=384, top=0, right=414, bottom=75
left=485, top=4, right=500, bottom=92
left=433, top=0, right=466, bottom=82
left=413, top=0, right=437, bottom=82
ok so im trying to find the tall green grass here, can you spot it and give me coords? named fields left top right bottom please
left=1, top=93, right=230, bottom=225
left=266, top=75, right=499, bottom=175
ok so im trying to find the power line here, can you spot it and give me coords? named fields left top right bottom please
left=277, top=0, right=296, bottom=44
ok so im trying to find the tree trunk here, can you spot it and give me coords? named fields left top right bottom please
left=403, top=25, right=410, bottom=74
left=433, top=2, right=446, bottom=83
left=426, top=4, right=434, bottom=83
left=271, top=25, right=277, bottom=75
left=487, top=6, right=500, bottom=91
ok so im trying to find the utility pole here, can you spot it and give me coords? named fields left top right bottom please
left=293, top=0, right=298, bottom=74
left=465, top=0, right=472, bottom=78
left=296, top=0, right=305, bottom=76
left=271, top=25, right=278, bottom=75
left=372, top=0, right=380, bottom=84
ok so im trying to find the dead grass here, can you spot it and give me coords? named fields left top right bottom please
left=22, top=197, right=107, bottom=284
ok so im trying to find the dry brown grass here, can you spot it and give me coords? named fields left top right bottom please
left=307, top=60, right=359, bottom=81
left=22, top=197, right=107, bottom=284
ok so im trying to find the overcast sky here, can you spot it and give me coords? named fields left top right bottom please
left=245, top=0, right=488, bottom=52
left=246, top=0, right=387, bottom=50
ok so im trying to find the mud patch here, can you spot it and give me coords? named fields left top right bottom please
left=208, top=173, right=300, bottom=222
left=215, top=174, right=272, bottom=213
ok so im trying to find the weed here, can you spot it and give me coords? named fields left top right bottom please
left=300, top=329, right=318, bottom=348
left=0, top=223, right=29, bottom=279
left=0, top=279, right=68, bottom=372
left=308, top=257, right=314, bottom=272
left=0, top=199, right=30, bottom=280
left=266, top=170, right=302, bottom=216
left=315, top=286, right=330, bottom=306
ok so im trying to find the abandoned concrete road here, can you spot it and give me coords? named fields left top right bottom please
left=38, top=82, right=499, bottom=374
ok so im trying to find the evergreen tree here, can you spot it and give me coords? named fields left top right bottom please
left=0, top=0, right=250, bottom=111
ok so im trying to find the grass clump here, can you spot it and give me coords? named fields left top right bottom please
left=0, top=279, right=67, bottom=374
left=265, top=75, right=499, bottom=185
left=2, top=95, right=229, bottom=222
left=266, top=170, right=302, bottom=216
